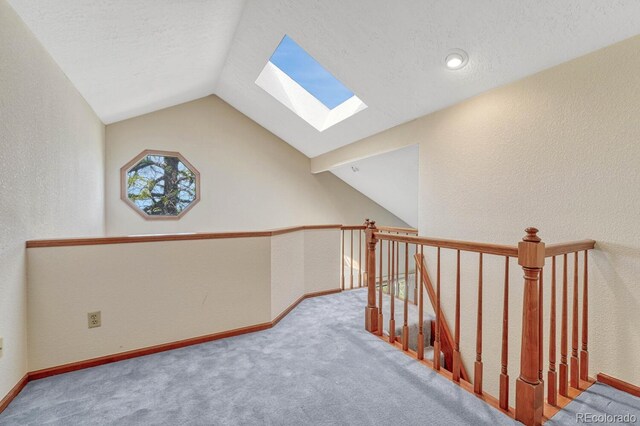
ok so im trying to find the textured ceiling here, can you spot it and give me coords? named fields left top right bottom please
left=216, top=0, right=640, bottom=157
left=8, top=0, right=640, bottom=156
left=331, top=145, right=418, bottom=227
left=7, top=0, right=246, bottom=123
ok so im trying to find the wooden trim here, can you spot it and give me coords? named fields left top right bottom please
left=28, top=322, right=272, bottom=381
left=26, top=224, right=343, bottom=248
left=340, top=225, right=366, bottom=230
left=271, top=288, right=341, bottom=326
left=543, top=378, right=595, bottom=421
left=378, top=333, right=516, bottom=419
left=596, top=373, right=640, bottom=398
left=377, top=233, right=518, bottom=257
left=271, top=224, right=342, bottom=235
left=0, top=374, right=28, bottom=415
left=27, top=232, right=272, bottom=248
left=545, top=240, right=595, bottom=257
left=381, top=330, right=595, bottom=425
left=377, top=226, right=418, bottom=234
left=120, top=149, right=202, bottom=221
left=0, top=288, right=341, bottom=413
left=28, top=288, right=340, bottom=381
left=415, top=253, right=469, bottom=381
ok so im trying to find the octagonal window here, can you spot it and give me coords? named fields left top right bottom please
left=121, top=150, right=200, bottom=219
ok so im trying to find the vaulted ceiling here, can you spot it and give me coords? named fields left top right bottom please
left=331, top=145, right=419, bottom=227
left=9, top=0, right=640, bottom=159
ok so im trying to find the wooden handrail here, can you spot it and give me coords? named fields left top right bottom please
left=340, top=225, right=366, bottom=230
left=27, top=224, right=344, bottom=248
left=376, top=232, right=518, bottom=257
left=377, top=225, right=418, bottom=234
left=545, top=240, right=595, bottom=257
left=415, top=253, right=470, bottom=382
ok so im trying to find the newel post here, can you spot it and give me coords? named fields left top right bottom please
left=364, top=220, right=378, bottom=333
left=516, top=228, right=545, bottom=426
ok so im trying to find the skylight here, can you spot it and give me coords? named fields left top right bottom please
left=256, top=35, right=367, bottom=132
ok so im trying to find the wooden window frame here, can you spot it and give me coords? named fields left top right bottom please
left=120, top=149, right=201, bottom=220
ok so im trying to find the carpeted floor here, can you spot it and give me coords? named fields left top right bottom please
left=547, top=382, right=640, bottom=425
left=1, top=290, right=519, bottom=425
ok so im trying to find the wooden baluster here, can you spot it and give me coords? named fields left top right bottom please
left=548, top=256, right=557, bottom=406
left=434, top=246, right=441, bottom=370
left=515, top=228, right=544, bottom=426
left=570, top=251, right=579, bottom=388
left=350, top=230, right=354, bottom=290
left=359, top=229, right=363, bottom=288
left=396, top=234, right=400, bottom=297
left=364, top=221, right=378, bottom=333
left=539, top=268, right=544, bottom=385
left=453, top=249, right=461, bottom=383
left=387, top=240, right=391, bottom=295
left=377, top=233, right=384, bottom=336
left=414, top=243, right=418, bottom=305
left=474, top=253, right=483, bottom=394
left=580, top=250, right=589, bottom=381
left=341, top=230, right=345, bottom=290
left=559, top=254, right=569, bottom=397
left=389, top=241, right=396, bottom=343
left=363, top=220, right=369, bottom=287
left=499, top=256, right=509, bottom=410
left=418, top=245, right=425, bottom=360
left=402, top=242, right=409, bottom=350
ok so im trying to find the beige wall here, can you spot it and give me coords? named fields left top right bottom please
left=271, top=232, right=305, bottom=319
left=313, top=35, right=640, bottom=392
left=27, top=238, right=272, bottom=371
left=0, top=1, right=105, bottom=396
left=303, top=229, right=341, bottom=294
left=27, top=229, right=340, bottom=371
left=270, top=229, right=341, bottom=321
left=417, top=34, right=640, bottom=391
left=105, top=95, right=407, bottom=236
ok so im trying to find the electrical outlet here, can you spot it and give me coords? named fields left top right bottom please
left=0, top=337, right=3, bottom=357
left=88, top=311, right=101, bottom=329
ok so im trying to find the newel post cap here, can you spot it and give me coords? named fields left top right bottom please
left=518, top=227, right=545, bottom=268
left=365, top=220, right=377, bottom=246
left=523, top=227, right=541, bottom=243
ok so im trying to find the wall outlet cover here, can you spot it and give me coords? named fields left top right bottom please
left=88, top=311, right=101, bottom=329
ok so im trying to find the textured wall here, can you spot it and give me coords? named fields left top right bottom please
left=27, top=238, right=272, bottom=371
left=313, top=34, right=640, bottom=393
left=270, top=229, right=341, bottom=321
left=27, top=228, right=341, bottom=371
left=0, top=1, right=105, bottom=397
left=104, top=95, right=406, bottom=236
left=303, top=229, right=340, bottom=295
left=416, top=34, right=640, bottom=392
left=271, top=232, right=305, bottom=319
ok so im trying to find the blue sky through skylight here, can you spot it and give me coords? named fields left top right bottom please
left=269, top=35, right=354, bottom=109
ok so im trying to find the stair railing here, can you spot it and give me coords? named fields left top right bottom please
left=340, top=221, right=417, bottom=294
left=363, top=220, right=595, bottom=426
left=340, top=222, right=367, bottom=290
left=415, top=251, right=469, bottom=381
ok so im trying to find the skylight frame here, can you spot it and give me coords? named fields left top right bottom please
left=255, top=35, right=367, bottom=132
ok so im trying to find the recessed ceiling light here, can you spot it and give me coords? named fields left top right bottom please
left=445, top=49, right=468, bottom=70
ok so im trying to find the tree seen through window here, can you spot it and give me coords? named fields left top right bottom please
left=125, top=152, right=198, bottom=217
